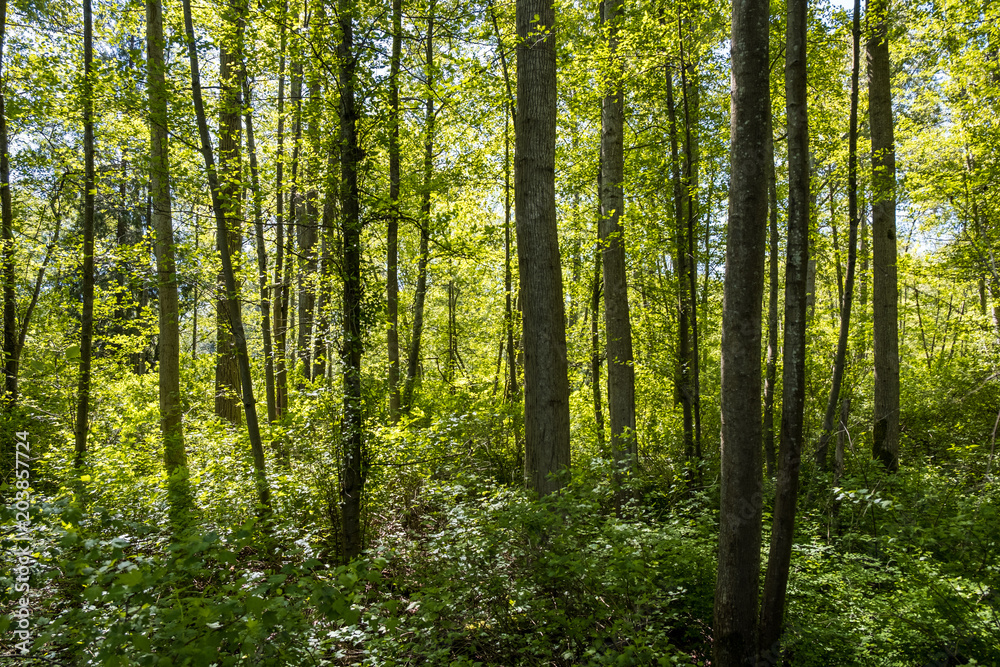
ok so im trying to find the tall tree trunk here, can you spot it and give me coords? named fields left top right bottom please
left=402, top=5, right=436, bottom=412
left=591, top=237, right=605, bottom=450
left=387, top=0, right=402, bottom=421
left=182, top=0, right=271, bottom=513
left=758, top=0, right=809, bottom=653
left=148, top=0, right=190, bottom=528
left=667, top=66, right=695, bottom=474
left=868, top=0, right=900, bottom=472
left=816, top=0, right=861, bottom=472
left=601, top=0, right=637, bottom=490
left=75, top=0, right=96, bottom=463
left=297, top=74, right=320, bottom=380
left=679, top=27, right=703, bottom=463
left=339, top=0, right=364, bottom=562
left=273, top=10, right=288, bottom=420
left=713, top=0, right=769, bottom=661
left=243, top=74, right=277, bottom=424
left=504, top=102, right=518, bottom=401
left=516, top=0, right=571, bottom=495
left=214, top=18, right=244, bottom=426
left=763, top=118, right=779, bottom=478
left=489, top=0, right=518, bottom=403
left=313, top=143, right=337, bottom=381
left=287, top=26, right=304, bottom=377
left=1, top=0, right=16, bottom=403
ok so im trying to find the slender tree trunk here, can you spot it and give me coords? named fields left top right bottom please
left=214, top=17, right=244, bottom=426
left=868, top=0, right=900, bottom=472
left=403, top=5, right=436, bottom=412
left=1, top=0, right=16, bottom=403
left=243, top=74, right=277, bottom=424
left=667, top=66, right=695, bottom=473
left=148, top=0, right=190, bottom=528
left=516, top=0, right=571, bottom=495
left=817, top=3, right=861, bottom=472
left=297, top=74, right=320, bottom=380
left=679, top=29, right=703, bottom=463
left=273, top=11, right=288, bottom=420
left=75, top=0, right=96, bottom=463
left=114, top=159, right=128, bottom=345
left=313, top=144, right=337, bottom=381
left=601, top=0, right=637, bottom=491
left=182, top=0, right=271, bottom=513
left=591, top=238, right=605, bottom=450
left=504, top=102, right=518, bottom=401
left=339, top=0, right=364, bottom=561
left=758, top=0, right=809, bottom=653
left=287, top=29, right=304, bottom=377
left=713, top=0, right=769, bottom=660
left=489, top=0, right=518, bottom=403
left=387, top=0, right=402, bottom=421
left=831, top=181, right=844, bottom=308
left=763, top=118, right=779, bottom=478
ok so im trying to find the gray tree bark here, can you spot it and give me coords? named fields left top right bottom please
left=763, top=118, right=779, bottom=478
left=339, top=0, right=365, bottom=561
left=1, top=0, right=16, bottom=403
left=516, top=0, right=571, bottom=495
left=148, top=0, right=190, bottom=527
left=182, top=0, right=271, bottom=513
left=713, top=0, right=769, bottom=661
left=214, top=19, right=244, bottom=426
left=759, top=0, right=810, bottom=652
left=868, top=0, right=900, bottom=472
left=74, top=0, right=96, bottom=463
left=387, top=0, right=402, bottom=421
left=403, top=3, right=435, bottom=412
left=816, top=0, right=861, bottom=473
left=242, top=73, right=277, bottom=424
left=273, top=9, right=289, bottom=420
left=601, top=0, right=637, bottom=491
left=666, top=65, right=695, bottom=475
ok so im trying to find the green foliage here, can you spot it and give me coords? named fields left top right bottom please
left=1, top=494, right=375, bottom=665
left=358, top=471, right=712, bottom=666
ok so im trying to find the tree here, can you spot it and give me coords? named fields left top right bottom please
left=1, top=0, right=15, bottom=403
left=74, top=0, right=97, bottom=464
left=402, top=2, right=436, bottom=412
left=243, top=74, right=277, bottom=423
left=297, top=70, right=320, bottom=380
left=759, top=0, right=809, bottom=650
left=338, top=0, right=364, bottom=561
left=713, top=0, right=769, bottom=661
left=816, top=0, right=862, bottom=472
left=600, top=0, right=637, bottom=490
left=273, top=5, right=289, bottom=420
left=147, top=0, right=189, bottom=527
left=516, top=0, right=571, bottom=495
left=763, top=119, right=779, bottom=478
left=181, top=0, right=271, bottom=513
left=666, top=63, right=696, bottom=476
left=214, top=3, right=245, bottom=425
left=868, top=0, right=900, bottom=472
left=387, top=0, right=402, bottom=421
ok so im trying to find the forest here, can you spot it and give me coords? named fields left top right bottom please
left=1, top=0, right=999, bottom=662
